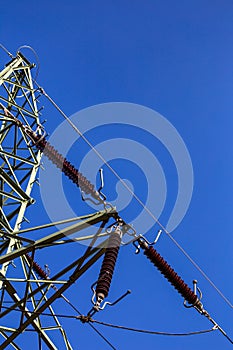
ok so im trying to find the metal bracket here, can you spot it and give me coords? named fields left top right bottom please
left=184, top=280, right=203, bottom=309
left=98, top=168, right=106, bottom=201
left=88, top=277, right=131, bottom=317
left=133, top=229, right=163, bottom=254
left=81, top=168, right=107, bottom=206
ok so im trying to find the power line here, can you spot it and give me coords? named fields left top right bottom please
left=58, top=295, right=117, bottom=350
left=37, top=84, right=233, bottom=310
left=91, top=319, right=217, bottom=337
left=0, top=306, right=216, bottom=338
left=91, top=315, right=233, bottom=345
left=0, top=44, right=13, bottom=58
left=0, top=305, right=75, bottom=318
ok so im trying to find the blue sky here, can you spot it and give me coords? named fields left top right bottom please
left=1, top=1, right=233, bottom=349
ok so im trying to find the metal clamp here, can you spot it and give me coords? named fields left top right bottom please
left=184, top=280, right=203, bottom=309
left=133, top=229, right=163, bottom=254
left=88, top=277, right=131, bottom=317
left=81, top=168, right=107, bottom=206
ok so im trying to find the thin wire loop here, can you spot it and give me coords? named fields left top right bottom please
left=91, top=319, right=217, bottom=337
left=0, top=306, right=216, bottom=338
left=17, top=45, right=40, bottom=81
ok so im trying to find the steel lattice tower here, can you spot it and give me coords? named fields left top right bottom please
left=0, top=51, right=118, bottom=349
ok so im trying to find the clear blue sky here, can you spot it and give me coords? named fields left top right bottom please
left=1, top=1, right=233, bottom=349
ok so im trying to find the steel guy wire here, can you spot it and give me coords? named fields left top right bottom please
left=0, top=44, right=13, bottom=58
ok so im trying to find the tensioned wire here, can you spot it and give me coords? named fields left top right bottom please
left=37, top=85, right=233, bottom=310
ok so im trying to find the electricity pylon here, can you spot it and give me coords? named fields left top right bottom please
left=1, top=49, right=231, bottom=350
left=0, top=51, right=117, bottom=349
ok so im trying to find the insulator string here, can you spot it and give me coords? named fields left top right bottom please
left=0, top=306, right=217, bottom=338
left=25, top=253, right=49, bottom=281
left=25, top=253, right=117, bottom=350
left=95, top=229, right=121, bottom=302
left=26, top=130, right=102, bottom=202
left=141, top=243, right=200, bottom=306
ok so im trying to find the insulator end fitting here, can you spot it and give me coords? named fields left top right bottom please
left=94, top=293, right=105, bottom=311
